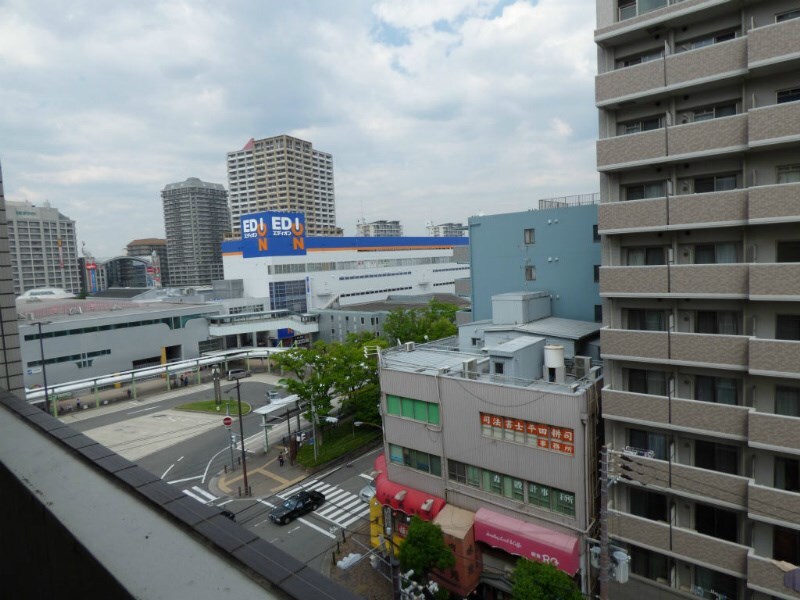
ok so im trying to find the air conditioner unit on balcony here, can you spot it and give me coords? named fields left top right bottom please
left=680, top=180, right=693, bottom=194
left=679, top=112, right=692, bottom=124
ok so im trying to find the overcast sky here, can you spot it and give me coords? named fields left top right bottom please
left=0, top=0, right=598, bottom=258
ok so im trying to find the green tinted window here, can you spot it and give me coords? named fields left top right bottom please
left=413, top=401, right=428, bottom=421
left=386, top=395, right=401, bottom=415
left=428, top=403, right=440, bottom=425
left=401, top=397, right=415, bottom=418
left=528, top=483, right=551, bottom=508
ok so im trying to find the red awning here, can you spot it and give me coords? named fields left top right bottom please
left=373, top=454, right=445, bottom=520
left=474, top=508, right=580, bottom=575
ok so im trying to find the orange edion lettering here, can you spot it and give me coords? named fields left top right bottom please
left=293, top=237, right=304, bottom=250
left=258, top=238, right=268, bottom=251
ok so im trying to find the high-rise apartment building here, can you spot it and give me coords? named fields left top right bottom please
left=226, top=135, right=338, bottom=239
left=0, top=163, right=23, bottom=394
left=355, top=219, right=403, bottom=237
left=596, top=2, right=800, bottom=599
left=6, top=200, right=80, bottom=295
left=127, top=238, right=168, bottom=286
left=162, top=178, right=229, bottom=287
left=427, top=222, right=465, bottom=237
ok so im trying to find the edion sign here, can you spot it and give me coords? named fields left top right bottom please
left=240, top=211, right=306, bottom=257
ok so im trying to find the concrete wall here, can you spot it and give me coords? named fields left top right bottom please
left=469, top=205, right=601, bottom=322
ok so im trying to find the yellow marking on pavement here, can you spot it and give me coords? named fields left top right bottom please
left=217, top=457, right=305, bottom=494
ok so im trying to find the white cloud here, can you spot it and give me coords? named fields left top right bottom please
left=0, top=0, right=598, bottom=256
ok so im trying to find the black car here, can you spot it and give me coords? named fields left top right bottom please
left=269, top=490, right=325, bottom=525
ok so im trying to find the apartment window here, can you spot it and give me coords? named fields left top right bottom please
left=594, top=304, right=603, bottom=322
left=627, top=309, right=667, bottom=331
left=694, top=566, right=738, bottom=600
left=777, top=87, right=800, bottom=104
left=677, top=29, right=736, bottom=52
left=619, top=115, right=662, bottom=135
left=593, top=224, right=601, bottom=242
left=626, top=246, right=666, bottom=265
left=494, top=362, right=504, bottom=375
left=775, top=386, right=800, bottom=417
left=777, top=165, right=800, bottom=184
left=525, top=265, right=536, bottom=281
left=616, top=47, right=664, bottom=68
left=776, top=8, right=800, bottom=22
left=628, top=428, right=668, bottom=460
left=776, top=315, right=800, bottom=340
left=594, top=265, right=600, bottom=283
left=695, top=440, right=739, bottom=475
left=629, top=369, right=668, bottom=396
left=694, top=174, right=737, bottom=193
left=775, top=456, right=800, bottom=492
left=696, top=311, right=739, bottom=335
left=693, top=242, right=737, bottom=264
left=624, top=181, right=665, bottom=200
left=524, top=228, right=535, bottom=245
left=776, top=241, right=800, bottom=262
left=695, top=376, right=738, bottom=405
left=695, top=503, right=738, bottom=543
left=774, top=527, right=800, bottom=565
left=385, top=395, right=441, bottom=425
left=689, top=103, right=737, bottom=122
left=631, top=545, right=670, bottom=583
left=447, top=460, right=480, bottom=488
left=630, top=488, right=668, bottom=522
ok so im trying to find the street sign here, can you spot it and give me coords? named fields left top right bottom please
left=223, top=416, right=233, bottom=427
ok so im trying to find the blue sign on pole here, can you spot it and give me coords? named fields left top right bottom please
left=240, top=211, right=306, bottom=258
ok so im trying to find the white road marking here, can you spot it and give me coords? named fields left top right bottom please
left=217, top=499, right=233, bottom=506
left=190, top=486, right=218, bottom=503
left=358, top=473, right=373, bottom=480
left=257, top=499, right=277, bottom=509
left=127, top=406, right=160, bottom=415
left=168, top=475, right=203, bottom=484
left=183, top=488, right=209, bottom=504
left=341, top=509, right=371, bottom=529
left=297, top=516, right=337, bottom=539
left=161, top=463, right=175, bottom=479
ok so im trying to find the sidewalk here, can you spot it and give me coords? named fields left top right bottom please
left=209, top=443, right=309, bottom=500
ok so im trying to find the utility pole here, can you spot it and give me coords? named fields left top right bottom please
left=234, top=377, right=249, bottom=495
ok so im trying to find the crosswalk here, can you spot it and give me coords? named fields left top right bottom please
left=278, top=479, right=370, bottom=529
left=182, top=485, right=218, bottom=505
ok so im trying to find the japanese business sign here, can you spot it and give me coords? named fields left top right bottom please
left=480, top=412, right=575, bottom=456
left=240, top=211, right=306, bottom=258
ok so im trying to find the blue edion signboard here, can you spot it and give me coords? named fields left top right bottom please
left=240, top=211, right=306, bottom=258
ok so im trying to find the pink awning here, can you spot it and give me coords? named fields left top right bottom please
left=473, top=508, right=580, bottom=575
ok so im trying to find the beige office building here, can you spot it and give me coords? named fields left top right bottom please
left=595, top=1, right=800, bottom=598
left=226, top=135, right=338, bottom=239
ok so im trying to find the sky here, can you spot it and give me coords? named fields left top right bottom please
left=0, top=0, right=599, bottom=258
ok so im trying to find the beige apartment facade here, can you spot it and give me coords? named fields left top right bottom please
left=596, top=1, right=800, bottom=599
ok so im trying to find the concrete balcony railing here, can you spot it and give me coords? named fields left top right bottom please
left=598, top=198, right=666, bottom=233
left=749, top=410, right=800, bottom=454
left=749, top=182, right=800, bottom=223
left=666, top=37, right=747, bottom=87
left=749, top=338, right=800, bottom=379
left=750, top=101, right=800, bottom=146
left=633, top=455, right=749, bottom=508
left=601, top=328, right=669, bottom=361
left=750, top=263, right=800, bottom=299
left=610, top=510, right=748, bottom=575
left=597, top=128, right=666, bottom=168
left=748, top=16, right=800, bottom=66
left=600, top=266, right=668, bottom=296
left=669, top=332, right=749, bottom=369
left=596, top=60, right=665, bottom=105
left=748, top=483, right=800, bottom=527
left=747, top=554, right=800, bottom=599
left=604, top=389, right=749, bottom=438
left=668, top=189, right=747, bottom=227
left=666, top=114, right=747, bottom=157
left=669, top=263, right=749, bottom=297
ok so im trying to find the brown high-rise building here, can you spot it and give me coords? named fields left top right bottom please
left=595, top=1, right=800, bottom=598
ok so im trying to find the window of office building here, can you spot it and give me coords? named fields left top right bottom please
left=524, top=228, right=535, bottom=245
left=777, top=165, right=800, bottom=184
left=389, top=444, right=441, bottom=476
left=447, top=460, right=480, bottom=488
left=385, top=395, right=440, bottom=425
left=268, top=280, right=307, bottom=312
left=525, top=265, right=536, bottom=281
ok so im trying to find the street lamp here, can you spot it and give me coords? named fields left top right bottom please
left=32, top=321, right=54, bottom=417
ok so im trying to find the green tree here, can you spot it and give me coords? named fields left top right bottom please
left=511, top=558, right=582, bottom=600
left=383, top=299, right=460, bottom=344
left=398, top=516, right=455, bottom=583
